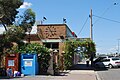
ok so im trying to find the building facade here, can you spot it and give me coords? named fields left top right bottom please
left=36, top=24, right=77, bottom=55
left=27, top=24, right=77, bottom=69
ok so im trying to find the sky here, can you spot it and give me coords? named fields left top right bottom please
left=1, top=0, right=120, bottom=54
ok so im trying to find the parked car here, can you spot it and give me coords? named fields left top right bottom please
left=95, top=57, right=120, bottom=68
left=93, top=56, right=109, bottom=64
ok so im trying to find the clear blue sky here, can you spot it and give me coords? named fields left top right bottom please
left=2, top=0, right=120, bottom=54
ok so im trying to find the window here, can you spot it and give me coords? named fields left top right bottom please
left=52, top=43, right=59, bottom=49
left=43, top=43, right=59, bottom=49
left=112, top=58, right=120, bottom=61
left=102, top=59, right=110, bottom=62
left=43, top=43, right=51, bottom=48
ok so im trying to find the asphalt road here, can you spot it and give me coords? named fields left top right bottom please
left=96, top=68, right=120, bottom=80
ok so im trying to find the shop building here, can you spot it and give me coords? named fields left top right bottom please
left=36, top=24, right=77, bottom=55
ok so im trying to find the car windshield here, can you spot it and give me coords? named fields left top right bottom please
left=112, top=57, right=120, bottom=61
left=101, top=58, right=110, bottom=62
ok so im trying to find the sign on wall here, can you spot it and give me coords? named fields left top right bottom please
left=8, top=60, right=14, bottom=66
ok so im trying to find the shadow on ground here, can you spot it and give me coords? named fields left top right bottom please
left=94, top=67, right=108, bottom=71
left=0, top=76, right=10, bottom=79
left=69, top=63, right=108, bottom=71
left=56, top=63, right=93, bottom=76
left=69, top=63, right=94, bottom=70
left=55, top=71, right=70, bottom=76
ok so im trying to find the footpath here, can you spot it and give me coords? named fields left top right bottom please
left=1, top=62, right=97, bottom=80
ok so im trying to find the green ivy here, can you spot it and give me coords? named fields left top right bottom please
left=64, top=39, right=96, bottom=69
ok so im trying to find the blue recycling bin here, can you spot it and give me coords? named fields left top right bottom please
left=21, top=53, right=38, bottom=75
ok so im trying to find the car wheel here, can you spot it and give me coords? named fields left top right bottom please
left=109, top=64, right=112, bottom=68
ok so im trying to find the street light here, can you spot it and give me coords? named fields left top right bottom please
left=27, top=27, right=32, bottom=43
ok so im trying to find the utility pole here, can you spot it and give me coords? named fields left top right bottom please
left=90, top=9, right=94, bottom=67
left=90, top=9, right=93, bottom=40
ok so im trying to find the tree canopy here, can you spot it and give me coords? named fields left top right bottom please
left=0, top=0, right=36, bottom=54
left=3, top=25, right=25, bottom=43
left=19, top=8, right=36, bottom=32
left=0, top=0, right=23, bottom=31
left=0, top=8, right=36, bottom=53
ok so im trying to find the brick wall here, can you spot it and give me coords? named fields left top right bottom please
left=37, top=24, right=67, bottom=39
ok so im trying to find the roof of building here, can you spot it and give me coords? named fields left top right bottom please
left=37, top=24, right=66, bottom=26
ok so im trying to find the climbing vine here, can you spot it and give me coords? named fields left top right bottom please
left=64, top=39, right=96, bottom=69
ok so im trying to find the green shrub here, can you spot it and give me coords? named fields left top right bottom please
left=19, top=43, right=51, bottom=74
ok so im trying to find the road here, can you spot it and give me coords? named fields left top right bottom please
left=96, top=68, right=120, bottom=80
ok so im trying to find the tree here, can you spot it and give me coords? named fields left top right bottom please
left=0, top=8, right=36, bottom=54
left=3, top=25, right=25, bottom=43
left=0, top=0, right=23, bottom=31
left=19, top=8, right=36, bottom=32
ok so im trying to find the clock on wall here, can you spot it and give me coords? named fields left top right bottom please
left=45, top=26, right=57, bottom=38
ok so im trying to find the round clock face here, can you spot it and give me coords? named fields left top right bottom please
left=45, top=26, right=57, bottom=38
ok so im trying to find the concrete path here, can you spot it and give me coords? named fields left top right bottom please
left=1, top=63, right=97, bottom=80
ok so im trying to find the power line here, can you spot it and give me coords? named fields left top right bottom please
left=93, top=2, right=119, bottom=25
left=78, top=1, right=120, bottom=37
left=93, top=15, right=120, bottom=23
left=78, top=17, right=89, bottom=36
